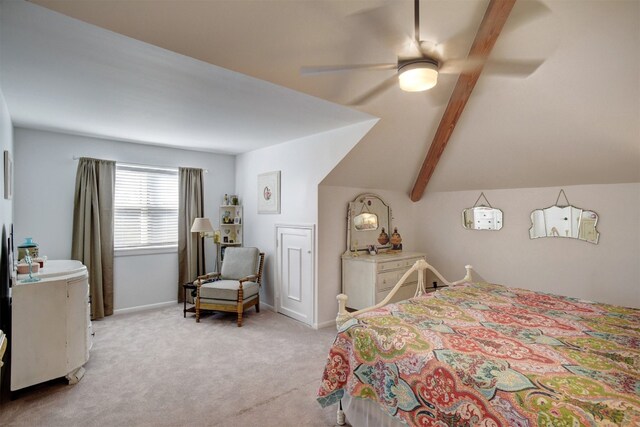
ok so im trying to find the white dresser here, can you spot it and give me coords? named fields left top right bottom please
left=11, top=260, right=91, bottom=391
left=341, top=251, right=428, bottom=310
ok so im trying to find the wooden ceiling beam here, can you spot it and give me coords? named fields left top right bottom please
left=410, top=0, right=516, bottom=202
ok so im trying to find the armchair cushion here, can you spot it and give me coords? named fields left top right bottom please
left=199, top=280, right=259, bottom=301
left=220, top=247, right=260, bottom=280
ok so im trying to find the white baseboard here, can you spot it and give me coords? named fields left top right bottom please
left=114, top=300, right=274, bottom=316
left=315, top=319, right=336, bottom=329
left=260, top=301, right=275, bottom=311
left=113, top=300, right=177, bottom=315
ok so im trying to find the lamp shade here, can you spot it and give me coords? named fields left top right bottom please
left=191, top=217, right=214, bottom=233
left=398, top=61, right=438, bottom=92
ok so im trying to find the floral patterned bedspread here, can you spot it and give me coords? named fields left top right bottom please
left=317, top=282, right=640, bottom=426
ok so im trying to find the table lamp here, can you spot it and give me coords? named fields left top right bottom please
left=191, top=217, right=214, bottom=238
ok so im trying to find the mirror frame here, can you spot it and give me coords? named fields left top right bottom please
left=346, top=193, right=392, bottom=253
left=462, top=206, right=504, bottom=231
left=529, top=204, right=600, bottom=244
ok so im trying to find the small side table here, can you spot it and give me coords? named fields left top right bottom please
left=183, top=282, right=197, bottom=318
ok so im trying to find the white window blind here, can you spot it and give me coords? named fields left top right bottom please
left=114, top=163, right=179, bottom=250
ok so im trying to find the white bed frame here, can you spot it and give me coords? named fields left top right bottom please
left=333, top=260, right=474, bottom=425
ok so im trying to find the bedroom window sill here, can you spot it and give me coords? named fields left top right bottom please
left=115, top=246, right=178, bottom=257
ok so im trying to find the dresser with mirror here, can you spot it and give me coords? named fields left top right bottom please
left=341, top=193, right=428, bottom=310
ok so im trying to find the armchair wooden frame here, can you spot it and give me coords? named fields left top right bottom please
left=195, top=252, right=265, bottom=327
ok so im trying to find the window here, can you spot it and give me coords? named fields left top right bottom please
left=114, top=163, right=179, bottom=251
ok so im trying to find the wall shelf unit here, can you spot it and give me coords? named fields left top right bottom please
left=218, top=204, right=243, bottom=268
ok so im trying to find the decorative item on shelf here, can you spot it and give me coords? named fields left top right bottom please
left=462, top=192, right=503, bottom=231
left=223, top=236, right=228, bottom=243
left=529, top=189, right=600, bottom=244
left=17, top=262, right=38, bottom=274
left=377, top=227, right=389, bottom=246
left=222, top=210, right=232, bottom=224
left=223, top=193, right=229, bottom=205
left=234, top=214, right=241, bottom=224
left=390, top=227, right=403, bottom=250
left=17, top=237, right=39, bottom=261
left=367, top=245, right=378, bottom=255
left=352, top=240, right=359, bottom=257
left=20, top=249, right=41, bottom=283
left=230, top=195, right=239, bottom=206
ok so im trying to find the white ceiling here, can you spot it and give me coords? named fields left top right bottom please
left=6, top=0, right=640, bottom=192
left=0, top=0, right=373, bottom=155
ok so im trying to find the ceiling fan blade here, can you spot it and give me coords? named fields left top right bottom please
left=438, top=56, right=486, bottom=74
left=348, top=75, right=398, bottom=105
left=439, top=56, right=543, bottom=77
left=300, top=63, right=397, bottom=75
left=483, top=59, right=544, bottom=76
left=503, top=0, right=551, bottom=34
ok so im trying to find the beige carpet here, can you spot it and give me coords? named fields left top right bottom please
left=0, top=305, right=342, bottom=426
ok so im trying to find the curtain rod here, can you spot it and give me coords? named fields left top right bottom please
left=72, top=156, right=208, bottom=173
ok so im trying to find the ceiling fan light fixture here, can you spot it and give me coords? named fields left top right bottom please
left=398, top=61, right=438, bottom=92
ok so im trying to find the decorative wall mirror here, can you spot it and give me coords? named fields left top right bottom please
left=346, top=193, right=391, bottom=253
left=529, top=189, right=600, bottom=244
left=462, top=192, right=503, bottom=231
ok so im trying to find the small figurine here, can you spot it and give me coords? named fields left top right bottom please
left=377, top=228, right=389, bottom=245
left=21, top=249, right=41, bottom=283
left=391, top=227, right=403, bottom=251
left=223, top=194, right=229, bottom=205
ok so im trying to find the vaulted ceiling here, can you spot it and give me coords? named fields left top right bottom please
left=22, top=0, right=640, bottom=192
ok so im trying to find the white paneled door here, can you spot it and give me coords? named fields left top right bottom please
left=276, top=225, right=314, bottom=325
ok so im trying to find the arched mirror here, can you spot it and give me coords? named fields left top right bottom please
left=346, top=193, right=391, bottom=253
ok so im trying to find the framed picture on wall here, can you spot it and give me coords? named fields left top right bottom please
left=257, top=171, right=280, bottom=214
left=3, top=150, right=12, bottom=200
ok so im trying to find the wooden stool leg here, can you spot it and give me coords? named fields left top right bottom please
left=183, top=285, right=187, bottom=318
left=256, top=295, right=260, bottom=313
left=237, top=285, right=244, bottom=327
left=195, top=291, right=200, bottom=323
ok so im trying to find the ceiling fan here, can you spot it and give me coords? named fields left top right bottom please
left=301, top=0, right=547, bottom=104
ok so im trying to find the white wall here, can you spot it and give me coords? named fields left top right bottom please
left=13, top=128, right=235, bottom=311
left=413, top=183, right=640, bottom=308
left=235, top=120, right=377, bottom=326
left=0, top=88, right=12, bottom=249
left=317, top=183, right=640, bottom=325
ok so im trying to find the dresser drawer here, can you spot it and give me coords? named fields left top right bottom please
left=377, top=269, right=418, bottom=292
left=342, top=252, right=427, bottom=311
left=376, top=282, right=416, bottom=305
left=377, top=257, right=423, bottom=272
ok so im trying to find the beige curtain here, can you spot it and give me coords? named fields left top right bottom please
left=178, top=168, right=205, bottom=303
left=71, top=158, right=115, bottom=319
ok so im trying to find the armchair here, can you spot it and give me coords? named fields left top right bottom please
left=195, top=247, right=265, bottom=327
